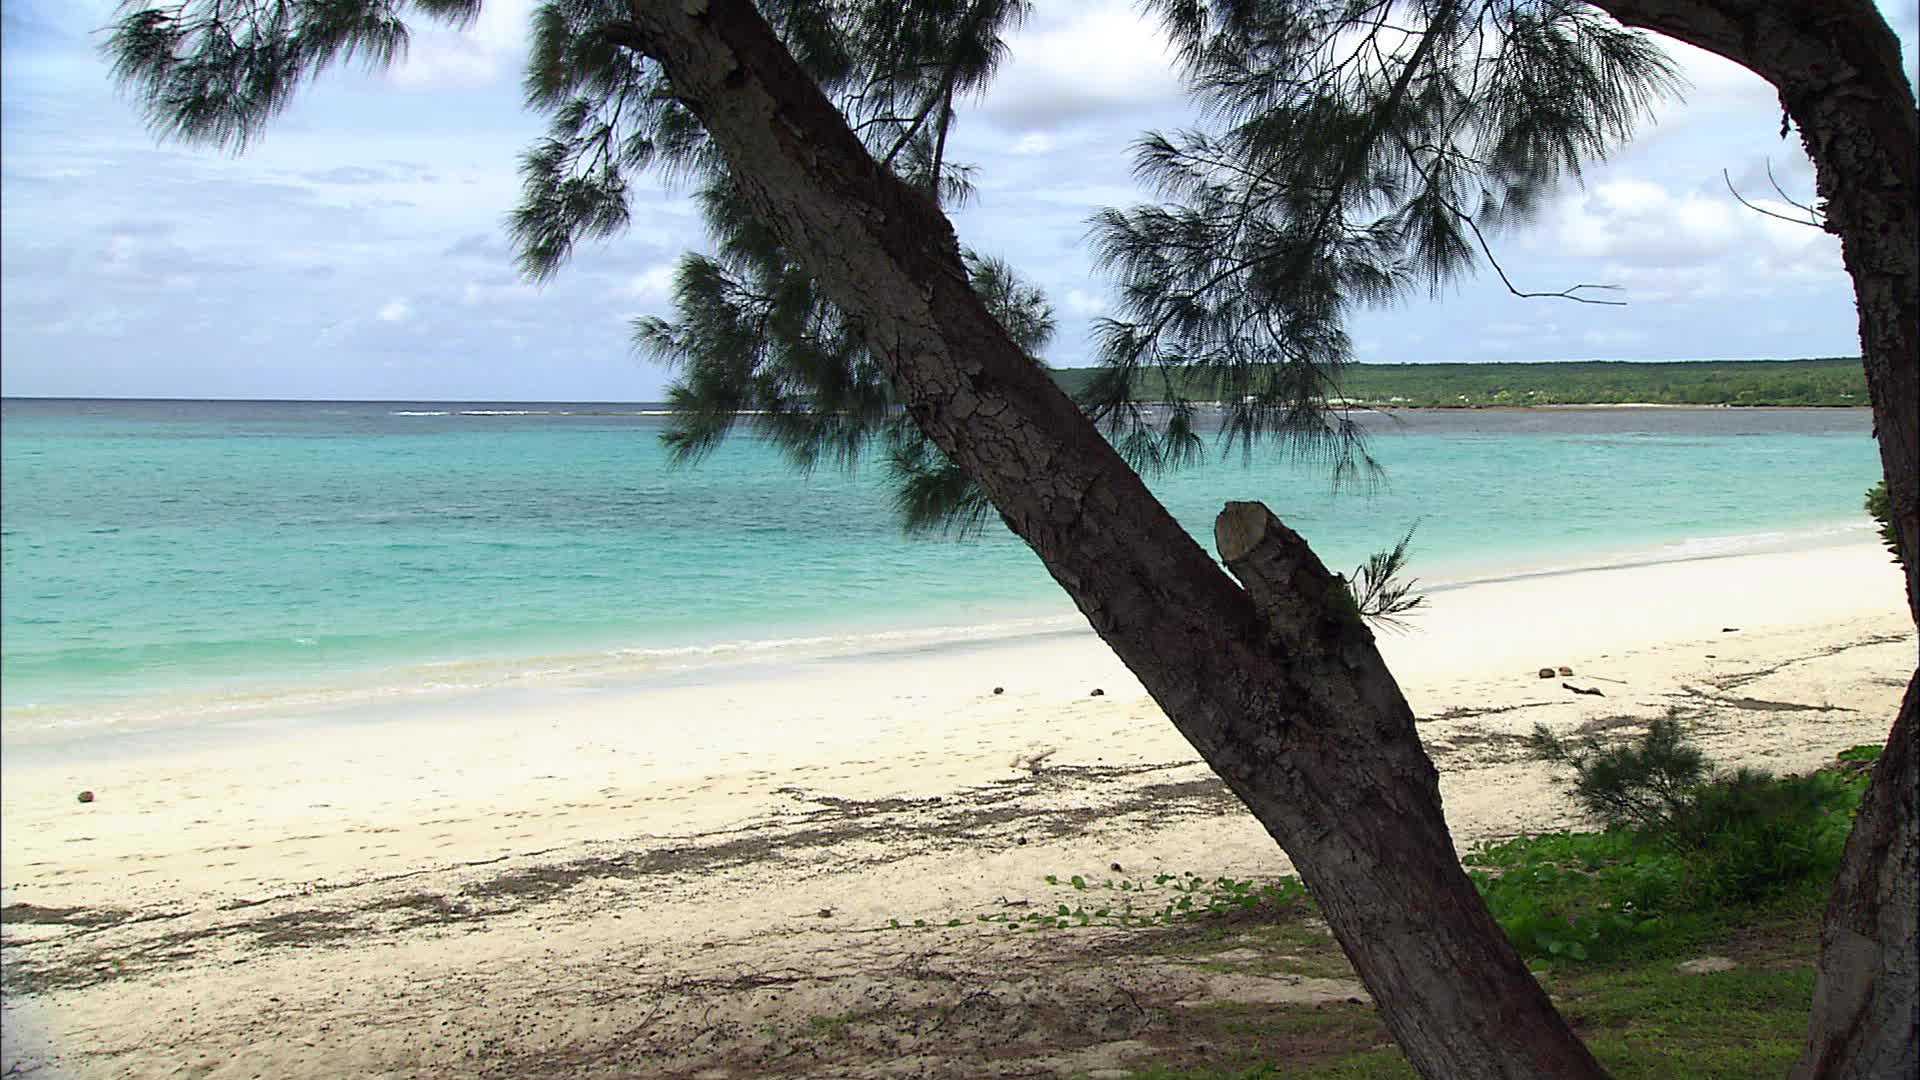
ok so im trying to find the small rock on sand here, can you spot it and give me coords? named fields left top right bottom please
left=1538, top=668, right=1556, bottom=679
left=1557, top=665, right=1574, bottom=676
left=992, top=686, right=1004, bottom=695
left=76, top=790, right=95, bottom=804
left=1090, top=688, right=1105, bottom=697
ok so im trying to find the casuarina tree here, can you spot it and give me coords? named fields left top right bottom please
left=107, top=1, right=1915, bottom=1076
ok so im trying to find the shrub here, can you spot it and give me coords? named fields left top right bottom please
left=1481, top=719, right=1867, bottom=964
left=1524, top=714, right=1707, bottom=835
left=1673, top=767, right=1855, bottom=905
left=1865, top=479, right=1902, bottom=567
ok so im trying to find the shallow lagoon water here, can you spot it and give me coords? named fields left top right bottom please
left=0, top=399, right=1884, bottom=737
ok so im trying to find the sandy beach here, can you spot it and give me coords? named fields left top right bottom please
left=2, top=540, right=1912, bottom=1079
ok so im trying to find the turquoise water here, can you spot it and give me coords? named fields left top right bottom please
left=0, top=399, right=1884, bottom=733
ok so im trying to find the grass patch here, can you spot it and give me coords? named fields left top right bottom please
left=1121, top=927, right=1819, bottom=1079
left=1117, top=748, right=1868, bottom=1079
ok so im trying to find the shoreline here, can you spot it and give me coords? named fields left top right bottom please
left=1, top=516, right=1885, bottom=755
left=1, top=539, right=1912, bottom=1078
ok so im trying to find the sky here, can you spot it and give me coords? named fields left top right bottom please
left=2, top=1, right=1915, bottom=402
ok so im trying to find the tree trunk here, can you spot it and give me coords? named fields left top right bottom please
left=618, top=1, right=1607, bottom=1075
left=1578, top=3, right=1918, bottom=1075
left=1797, top=677, right=1919, bottom=1080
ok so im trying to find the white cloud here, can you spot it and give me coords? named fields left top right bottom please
left=388, top=0, right=535, bottom=89
left=1010, top=133, right=1056, bottom=156
left=376, top=299, right=413, bottom=323
left=1654, top=38, right=1779, bottom=121
left=617, top=264, right=678, bottom=301
left=1063, top=288, right=1105, bottom=316
left=1540, top=173, right=1842, bottom=290
left=462, top=279, right=535, bottom=306
left=1552, top=178, right=1740, bottom=263
left=979, top=1, right=1182, bottom=131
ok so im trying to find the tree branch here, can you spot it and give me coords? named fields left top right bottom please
left=1721, top=165, right=1825, bottom=229
left=1462, top=215, right=1626, bottom=305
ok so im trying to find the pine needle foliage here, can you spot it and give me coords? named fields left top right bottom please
left=1346, top=522, right=1424, bottom=630
left=105, top=0, right=482, bottom=152
left=1085, top=0, right=1684, bottom=478
left=624, top=0, right=1047, bottom=535
left=1527, top=714, right=1710, bottom=837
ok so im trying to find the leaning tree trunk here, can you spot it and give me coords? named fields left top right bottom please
left=1582, top=3, right=1918, bottom=1076
left=617, top=1, right=1606, bottom=1075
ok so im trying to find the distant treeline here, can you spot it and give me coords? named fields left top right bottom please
left=1046, top=358, right=1868, bottom=407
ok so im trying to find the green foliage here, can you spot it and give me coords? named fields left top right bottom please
left=610, top=1, right=1048, bottom=534
left=1836, top=743, right=1884, bottom=765
left=1525, top=714, right=1708, bottom=835
left=1345, top=524, right=1424, bottom=631
left=1864, top=479, right=1902, bottom=566
left=1083, top=1, right=1682, bottom=477
left=105, top=1, right=482, bottom=152
left=1487, top=722, right=1867, bottom=965
left=1049, top=357, right=1870, bottom=408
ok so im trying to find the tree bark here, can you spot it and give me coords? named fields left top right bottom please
left=1578, top=4, right=1918, bottom=1076
left=1797, top=677, right=1919, bottom=1080
left=618, top=1, right=1607, bottom=1075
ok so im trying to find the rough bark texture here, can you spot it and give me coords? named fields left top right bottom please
left=617, top=2, right=1608, bottom=1075
left=1796, top=676, right=1919, bottom=1080
left=1581, top=4, right=1919, bottom=1076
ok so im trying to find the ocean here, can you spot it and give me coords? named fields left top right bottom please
left=0, top=399, right=1885, bottom=743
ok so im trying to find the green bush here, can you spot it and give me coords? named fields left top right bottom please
left=1524, top=714, right=1706, bottom=834
left=1674, top=768, right=1856, bottom=905
left=1475, top=720, right=1867, bottom=965
left=1864, top=479, right=1902, bottom=567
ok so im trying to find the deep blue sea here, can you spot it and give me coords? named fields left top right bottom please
left=0, top=399, right=1884, bottom=739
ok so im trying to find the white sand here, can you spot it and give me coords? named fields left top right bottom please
left=1, top=540, right=1911, bottom=1078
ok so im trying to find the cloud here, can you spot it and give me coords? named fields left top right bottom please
left=616, top=265, right=677, bottom=301
left=1537, top=172, right=1842, bottom=290
left=387, top=0, right=535, bottom=89
left=1551, top=178, right=1743, bottom=265
left=445, top=232, right=513, bottom=259
left=462, top=275, right=535, bottom=306
left=1010, top=133, right=1057, bottom=156
left=377, top=299, right=413, bottom=323
left=303, top=165, right=396, bottom=185
left=1063, top=288, right=1105, bottom=316
left=1581, top=328, right=1650, bottom=351
left=977, top=1, right=1182, bottom=132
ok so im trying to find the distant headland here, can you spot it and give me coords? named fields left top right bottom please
left=1047, top=357, right=1867, bottom=408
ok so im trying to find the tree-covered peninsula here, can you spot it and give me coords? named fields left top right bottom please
left=1048, top=357, right=1868, bottom=408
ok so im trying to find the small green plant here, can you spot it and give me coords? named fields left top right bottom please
left=1864, top=479, right=1903, bottom=567
left=1836, top=743, right=1883, bottom=765
left=1835, top=737, right=1881, bottom=764
left=1525, top=713, right=1707, bottom=835
left=1346, top=523, right=1425, bottom=631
